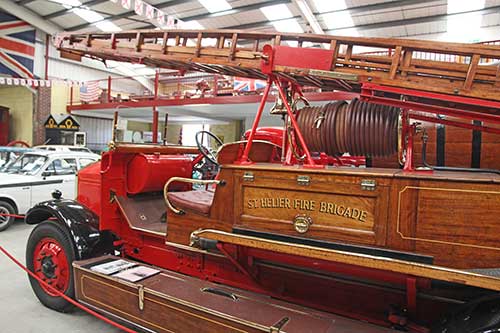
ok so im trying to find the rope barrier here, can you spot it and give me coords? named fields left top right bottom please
left=0, top=245, right=138, bottom=333
left=0, top=213, right=25, bottom=219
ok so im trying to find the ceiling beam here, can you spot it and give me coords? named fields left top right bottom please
left=67, top=0, right=194, bottom=31
left=222, top=3, right=500, bottom=34
left=293, top=0, right=324, bottom=34
left=131, top=0, right=440, bottom=30
left=0, top=0, right=62, bottom=35
left=43, top=0, right=109, bottom=19
left=326, top=5, right=500, bottom=34
left=17, top=0, right=36, bottom=6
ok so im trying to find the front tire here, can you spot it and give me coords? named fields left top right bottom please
left=0, top=200, right=16, bottom=232
left=26, top=220, right=76, bottom=312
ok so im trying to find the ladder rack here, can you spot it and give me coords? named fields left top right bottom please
left=55, top=29, right=500, bottom=103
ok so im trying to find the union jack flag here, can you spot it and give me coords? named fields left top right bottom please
left=233, top=77, right=267, bottom=92
left=0, top=12, right=35, bottom=79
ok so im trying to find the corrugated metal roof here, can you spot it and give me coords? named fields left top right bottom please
left=9, top=0, right=500, bottom=41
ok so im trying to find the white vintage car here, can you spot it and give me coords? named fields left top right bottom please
left=0, top=150, right=100, bottom=231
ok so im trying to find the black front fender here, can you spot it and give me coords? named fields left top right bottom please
left=25, top=199, right=109, bottom=259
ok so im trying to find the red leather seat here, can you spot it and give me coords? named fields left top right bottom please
left=167, top=190, right=215, bottom=215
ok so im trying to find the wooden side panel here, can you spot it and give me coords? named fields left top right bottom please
left=74, top=257, right=393, bottom=333
left=165, top=168, right=235, bottom=245
left=396, top=181, right=500, bottom=268
left=234, top=170, right=391, bottom=246
left=75, top=271, right=261, bottom=333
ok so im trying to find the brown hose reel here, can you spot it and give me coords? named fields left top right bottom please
left=296, top=99, right=402, bottom=158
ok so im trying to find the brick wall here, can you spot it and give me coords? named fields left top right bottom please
left=33, top=87, right=51, bottom=145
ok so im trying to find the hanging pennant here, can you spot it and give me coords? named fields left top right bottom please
left=46, top=80, right=51, bottom=87
left=145, top=4, right=155, bottom=20
left=0, top=77, right=4, bottom=84
left=33, top=80, right=39, bottom=87
left=166, top=15, right=175, bottom=28
left=121, top=0, right=131, bottom=10
left=157, top=10, right=165, bottom=26
left=20, top=79, right=26, bottom=86
left=6, top=78, right=12, bottom=85
left=39, top=80, right=45, bottom=87
left=13, top=78, right=19, bottom=85
left=134, top=0, right=144, bottom=15
left=27, top=79, right=33, bottom=86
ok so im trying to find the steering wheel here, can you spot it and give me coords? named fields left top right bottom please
left=195, top=130, right=223, bottom=165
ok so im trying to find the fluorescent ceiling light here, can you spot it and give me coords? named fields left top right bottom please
left=181, top=20, right=204, bottom=30
left=272, top=18, right=303, bottom=33
left=198, top=0, right=231, bottom=13
left=312, top=0, right=347, bottom=13
left=333, top=27, right=359, bottom=37
left=72, top=8, right=103, bottom=23
left=95, top=21, right=122, bottom=32
left=447, top=0, right=484, bottom=14
left=260, top=4, right=293, bottom=21
left=446, top=0, right=484, bottom=42
left=49, top=0, right=81, bottom=8
left=322, top=11, right=354, bottom=30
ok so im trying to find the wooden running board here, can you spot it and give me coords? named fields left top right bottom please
left=74, top=255, right=396, bottom=333
left=191, top=229, right=500, bottom=292
left=55, top=29, right=500, bottom=101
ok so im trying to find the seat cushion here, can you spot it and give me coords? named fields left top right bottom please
left=167, top=190, right=215, bottom=215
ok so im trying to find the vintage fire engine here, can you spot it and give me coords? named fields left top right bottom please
left=24, top=29, right=500, bottom=332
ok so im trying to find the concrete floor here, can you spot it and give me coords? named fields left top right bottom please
left=0, top=219, right=122, bottom=333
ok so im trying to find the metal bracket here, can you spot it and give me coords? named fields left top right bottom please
left=270, top=317, right=290, bottom=333
left=138, top=284, right=144, bottom=311
left=297, top=175, right=310, bottom=186
left=309, top=69, right=358, bottom=81
left=361, top=179, right=376, bottom=191
left=243, top=172, right=255, bottom=182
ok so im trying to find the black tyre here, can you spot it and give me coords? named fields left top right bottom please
left=26, top=220, right=76, bottom=312
left=432, top=294, right=500, bottom=333
left=0, top=200, right=16, bottom=232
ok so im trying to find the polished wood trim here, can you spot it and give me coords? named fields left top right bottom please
left=112, top=143, right=200, bottom=154
left=191, top=229, right=500, bottom=291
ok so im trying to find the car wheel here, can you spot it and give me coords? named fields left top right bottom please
left=0, top=200, right=16, bottom=232
left=26, top=220, right=76, bottom=312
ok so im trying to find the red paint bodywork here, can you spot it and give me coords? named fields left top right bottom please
left=76, top=147, right=446, bottom=330
left=0, top=108, right=9, bottom=146
left=243, top=127, right=366, bottom=167
left=126, top=154, right=192, bottom=194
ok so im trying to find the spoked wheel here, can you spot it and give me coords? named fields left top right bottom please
left=0, top=200, right=16, bottom=232
left=26, top=220, right=76, bottom=312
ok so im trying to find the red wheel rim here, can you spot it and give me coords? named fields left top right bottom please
left=33, top=237, right=70, bottom=296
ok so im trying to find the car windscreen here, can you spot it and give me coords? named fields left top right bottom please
left=4, top=154, right=48, bottom=175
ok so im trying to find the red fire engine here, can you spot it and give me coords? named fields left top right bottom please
left=23, top=29, right=500, bottom=332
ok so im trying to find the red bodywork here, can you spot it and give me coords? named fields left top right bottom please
left=244, top=127, right=366, bottom=167
left=0, top=108, right=9, bottom=146
left=126, top=154, right=192, bottom=194
left=77, top=148, right=447, bottom=330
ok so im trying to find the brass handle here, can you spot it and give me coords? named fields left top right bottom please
left=361, top=179, right=376, bottom=191
left=297, top=175, right=310, bottom=186
left=243, top=172, right=254, bottom=182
